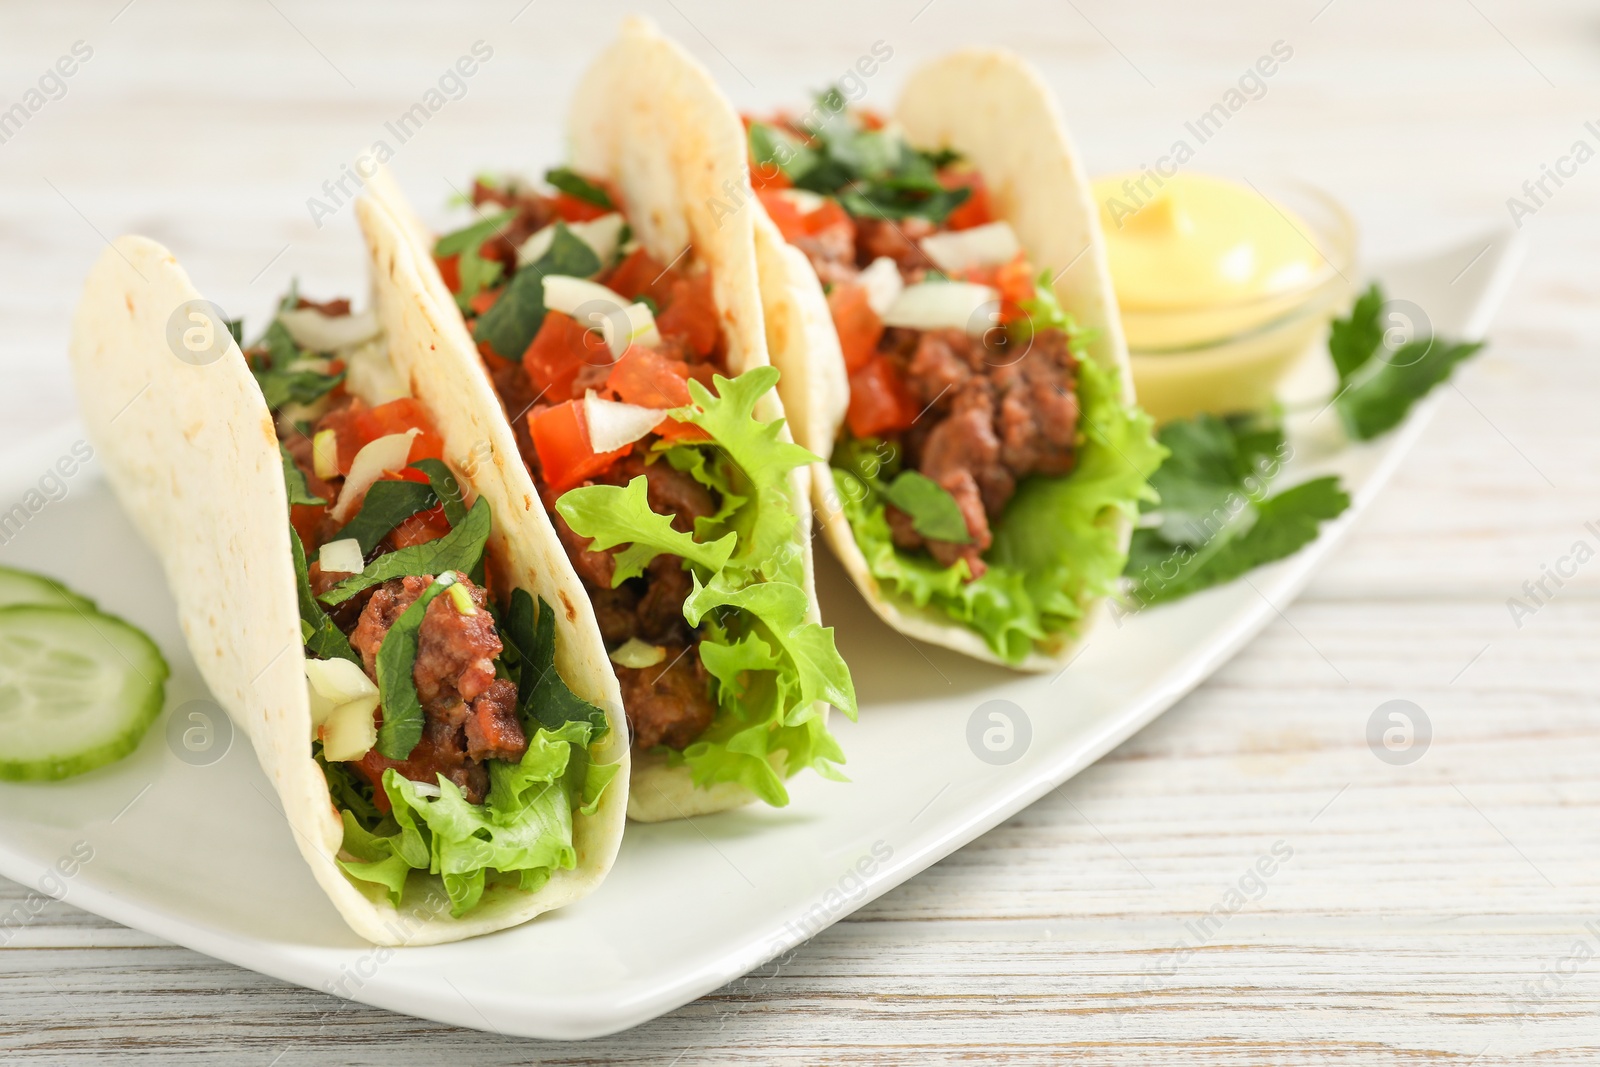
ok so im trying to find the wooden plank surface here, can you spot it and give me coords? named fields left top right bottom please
left=3, top=0, right=1598, bottom=1061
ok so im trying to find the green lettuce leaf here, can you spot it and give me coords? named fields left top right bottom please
left=556, top=367, right=854, bottom=806
left=556, top=476, right=736, bottom=584
left=835, top=354, right=1162, bottom=664
left=337, top=720, right=605, bottom=916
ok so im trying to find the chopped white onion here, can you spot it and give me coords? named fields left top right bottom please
left=880, top=281, right=1001, bottom=336
left=917, top=221, right=1021, bottom=276
left=318, top=538, right=365, bottom=577
left=278, top=307, right=382, bottom=353
left=774, top=188, right=827, bottom=214
left=343, top=339, right=410, bottom=407
left=601, top=302, right=662, bottom=357
left=330, top=429, right=420, bottom=523
left=285, top=356, right=335, bottom=375
left=609, top=637, right=667, bottom=669
left=857, top=256, right=905, bottom=317
left=517, top=212, right=627, bottom=269
left=584, top=390, right=666, bottom=453
left=312, top=429, right=339, bottom=481
left=305, top=658, right=380, bottom=761
left=407, top=781, right=443, bottom=799
left=543, top=275, right=629, bottom=319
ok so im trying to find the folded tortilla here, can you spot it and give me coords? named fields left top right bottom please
left=68, top=234, right=629, bottom=945
left=758, top=49, right=1143, bottom=673
left=363, top=16, right=833, bottom=822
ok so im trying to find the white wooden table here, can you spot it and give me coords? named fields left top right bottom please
left=3, top=1, right=1597, bottom=1061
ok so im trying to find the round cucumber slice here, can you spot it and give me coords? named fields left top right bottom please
left=0, top=605, right=169, bottom=781
left=0, top=565, right=96, bottom=612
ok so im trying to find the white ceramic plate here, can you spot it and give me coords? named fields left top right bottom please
left=0, top=229, right=1522, bottom=1039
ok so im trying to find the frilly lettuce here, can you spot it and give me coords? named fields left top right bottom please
left=557, top=366, right=855, bottom=806
left=330, top=592, right=620, bottom=917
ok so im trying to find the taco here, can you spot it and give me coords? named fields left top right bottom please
left=362, top=17, right=855, bottom=822
left=68, top=232, right=628, bottom=945
left=744, top=51, right=1163, bottom=670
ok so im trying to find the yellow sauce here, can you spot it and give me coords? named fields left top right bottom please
left=1090, top=172, right=1351, bottom=421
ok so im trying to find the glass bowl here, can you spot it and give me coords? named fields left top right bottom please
left=1123, top=180, right=1358, bottom=423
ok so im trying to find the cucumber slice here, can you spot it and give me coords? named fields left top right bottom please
left=0, top=565, right=96, bottom=612
left=0, top=605, right=169, bottom=781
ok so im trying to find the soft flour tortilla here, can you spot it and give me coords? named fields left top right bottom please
left=365, top=17, right=826, bottom=823
left=68, top=233, right=629, bottom=945
left=764, top=48, right=1136, bottom=673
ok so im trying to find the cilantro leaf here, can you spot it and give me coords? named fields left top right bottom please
left=544, top=167, right=613, bottom=210
left=1328, top=282, right=1487, bottom=441
left=471, top=224, right=601, bottom=360
left=250, top=319, right=344, bottom=411
left=500, top=588, right=609, bottom=737
left=289, top=524, right=358, bottom=664
left=320, top=497, right=492, bottom=605
left=280, top=444, right=325, bottom=507
left=374, top=574, right=459, bottom=759
left=409, top=457, right=468, bottom=527
left=333, top=479, right=437, bottom=554
left=884, top=470, right=971, bottom=543
left=748, top=121, right=817, bottom=183
left=435, top=208, right=515, bottom=311
left=1338, top=338, right=1484, bottom=440
left=1127, top=476, right=1349, bottom=604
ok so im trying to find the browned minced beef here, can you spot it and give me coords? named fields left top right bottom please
left=615, top=648, right=717, bottom=750
left=471, top=179, right=558, bottom=265
left=879, top=326, right=1080, bottom=580
left=295, top=296, right=352, bottom=317
left=536, top=454, right=721, bottom=750
left=854, top=216, right=935, bottom=274
left=347, top=573, right=527, bottom=803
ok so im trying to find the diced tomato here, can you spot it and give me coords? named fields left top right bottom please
left=965, top=253, right=1036, bottom=324
left=389, top=505, right=450, bottom=549
left=351, top=398, right=445, bottom=466
left=656, top=273, right=719, bottom=358
left=653, top=418, right=712, bottom=444
left=435, top=254, right=461, bottom=294
left=529, top=400, right=629, bottom=493
left=940, top=169, right=994, bottom=231
left=523, top=311, right=607, bottom=404
left=605, top=247, right=679, bottom=307
left=550, top=190, right=612, bottom=223
left=846, top=356, right=920, bottom=438
left=757, top=188, right=807, bottom=242
left=756, top=190, right=854, bottom=252
left=290, top=503, right=324, bottom=548
left=387, top=467, right=431, bottom=486
left=607, top=346, right=693, bottom=409
left=826, top=282, right=884, bottom=372
left=858, top=109, right=886, bottom=131
left=749, top=158, right=792, bottom=190
left=469, top=287, right=500, bottom=315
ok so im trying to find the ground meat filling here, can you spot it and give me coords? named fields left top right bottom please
left=794, top=212, right=1082, bottom=581
left=532, top=449, right=721, bottom=750
left=347, top=573, right=527, bottom=804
